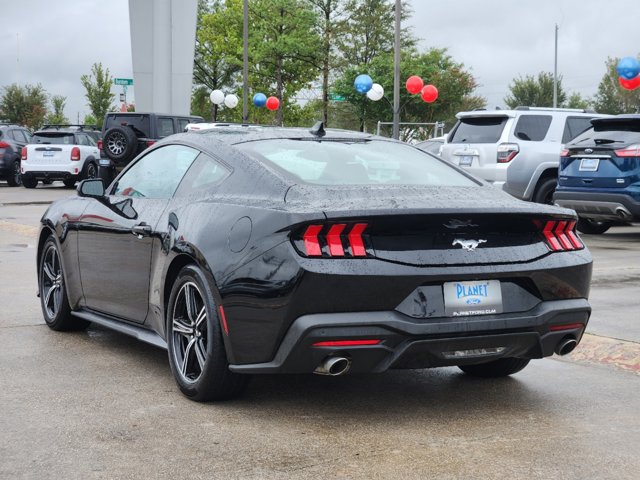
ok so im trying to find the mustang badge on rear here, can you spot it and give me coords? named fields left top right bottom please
left=452, top=238, right=487, bottom=251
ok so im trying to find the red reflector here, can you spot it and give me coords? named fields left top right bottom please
left=218, top=305, right=229, bottom=336
left=543, top=221, right=562, bottom=251
left=303, top=224, right=323, bottom=256
left=146, top=140, right=156, bottom=148
left=326, top=224, right=346, bottom=256
left=549, top=323, right=584, bottom=332
left=313, top=339, right=381, bottom=347
left=565, top=220, right=583, bottom=249
left=554, top=221, right=574, bottom=250
left=348, top=223, right=367, bottom=256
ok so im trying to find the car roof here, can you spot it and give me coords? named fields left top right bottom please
left=455, top=108, right=604, bottom=120
left=179, top=125, right=379, bottom=146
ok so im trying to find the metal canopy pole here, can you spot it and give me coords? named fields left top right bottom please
left=243, top=0, right=249, bottom=123
left=392, top=0, right=401, bottom=140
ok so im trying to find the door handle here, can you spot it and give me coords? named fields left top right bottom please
left=131, top=223, right=152, bottom=237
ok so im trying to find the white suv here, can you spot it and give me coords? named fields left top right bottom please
left=21, top=126, right=101, bottom=188
left=440, top=107, right=609, bottom=204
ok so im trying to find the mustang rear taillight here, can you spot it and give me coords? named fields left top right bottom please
left=312, top=339, right=381, bottom=347
left=614, top=144, right=640, bottom=157
left=539, top=219, right=583, bottom=251
left=300, top=222, right=369, bottom=258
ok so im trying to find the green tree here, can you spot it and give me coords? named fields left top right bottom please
left=332, top=48, right=484, bottom=138
left=80, top=62, right=115, bottom=128
left=0, top=83, right=48, bottom=129
left=250, top=0, right=322, bottom=125
left=565, top=92, right=591, bottom=110
left=83, top=113, right=97, bottom=126
left=592, top=56, right=640, bottom=114
left=193, top=0, right=244, bottom=121
left=504, top=72, right=567, bottom=109
left=44, top=95, right=69, bottom=125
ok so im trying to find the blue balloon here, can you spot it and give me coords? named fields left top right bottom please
left=617, top=57, right=640, bottom=80
left=354, top=74, right=373, bottom=94
left=253, top=92, right=267, bottom=107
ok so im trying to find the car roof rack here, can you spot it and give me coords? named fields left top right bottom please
left=42, top=124, right=99, bottom=131
left=514, top=106, right=596, bottom=113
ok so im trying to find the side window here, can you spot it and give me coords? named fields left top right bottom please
left=9, top=130, right=23, bottom=142
left=513, top=115, right=552, bottom=141
left=562, top=117, right=594, bottom=144
left=157, top=118, right=175, bottom=138
left=113, top=145, right=200, bottom=199
left=174, top=153, right=231, bottom=197
left=76, top=134, right=89, bottom=146
left=177, top=119, right=190, bottom=131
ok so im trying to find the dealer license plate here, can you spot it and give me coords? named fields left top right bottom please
left=458, top=155, right=474, bottom=166
left=43, top=151, right=54, bottom=157
left=443, top=280, right=503, bottom=317
left=579, top=158, right=600, bottom=171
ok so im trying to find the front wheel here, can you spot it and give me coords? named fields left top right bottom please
left=39, top=237, right=88, bottom=331
left=458, top=357, right=530, bottom=378
left=576, top=218, right=612, bottom=235
left=166, top=265, right=248, bottom=401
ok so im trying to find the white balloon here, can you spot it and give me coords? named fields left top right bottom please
left=210, top=89, right=225, bottom=105
left=366, top=83, right=384, bottom=101
left=224, top=94, right=239, bottom=108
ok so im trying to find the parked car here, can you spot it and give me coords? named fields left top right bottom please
left=0, top=123, right=31, bottom=187
left=99, top=112, right=204, bottom=183
left=415, top=135, right=446, bottom=155
left=21, top=126, right=100, bottom=188
left=37, top=124, right=592, bottom=401
left=440, top=107, right=609, bottom=204
left=553, top=114, right=640, bottom=234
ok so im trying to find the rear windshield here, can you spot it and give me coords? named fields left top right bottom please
left=449, top=116, right=508, bottom=143
left=32, top=133, right=75, bottom=144
left=104, top=115, right=150, bottom=137
left=592, top=117, right=640, bottom=132
left=236, top=139, right=479, bottom=187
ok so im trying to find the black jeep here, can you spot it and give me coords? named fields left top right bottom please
left=100, top=112, right=204, bottom=183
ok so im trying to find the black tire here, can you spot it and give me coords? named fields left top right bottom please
left=6, top=159, right=21, bottom=187
left=533, top=176, right=557, bottom=205
left=42, top=179, right=53, bottom=185
left=576, top=218, right=612, bottom=235
left=82, top=161, right=98, bottom=181
left=103, top=126, right=137, bottom=162
left=22, top=176, right=38, bottom=189
left=99, top=165, right=116, bottom=186
left=63, top=179, right=76, bottom=189
left=458, top=357, right=530, bottom=378
left=38, top=236, right=88, bottom=331
left=166, top=265, right=248, bottom=401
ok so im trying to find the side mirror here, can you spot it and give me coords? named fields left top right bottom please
left=77, top=178, right=105, bottom=198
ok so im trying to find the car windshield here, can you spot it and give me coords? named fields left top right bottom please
left=449, top=116, right=508, bottom=143
left=32, top=133, right=76, bottom=144
left=237, top=139, right=479, bottom=186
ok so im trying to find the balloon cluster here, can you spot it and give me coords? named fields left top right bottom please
left=253, top=93, right=280, bottom=111
left=210, top=90, right=281, bottom=111
left=353, top=74, right=439, bottom=103
left=617, top=57, right=640, bottom=90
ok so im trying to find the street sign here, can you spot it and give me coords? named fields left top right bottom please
left=114, top=78, right=134, bottom=86
left=329, top=94, right=345, bottom=102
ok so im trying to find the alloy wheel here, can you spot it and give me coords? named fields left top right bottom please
left=107, top=132, right=126, bottom=155
left=13, top=160, right=22, bottom=186
left=41, top=244, right=63, bottom=320
left=171, top=282, right=209, bottom=383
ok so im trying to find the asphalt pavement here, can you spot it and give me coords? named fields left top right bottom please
left=0, top=182, right=639, bottom=479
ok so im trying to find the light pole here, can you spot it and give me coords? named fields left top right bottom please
left=243, top=0, right=249, bottom=123
left=553, top=23, right=558, bottom=108
left=392, top=0, right=401, bottom=139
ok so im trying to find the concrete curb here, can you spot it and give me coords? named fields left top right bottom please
left=563, top=333, right=640, bottom=375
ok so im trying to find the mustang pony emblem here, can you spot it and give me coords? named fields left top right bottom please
left=452, top=238, right=487, bottom=251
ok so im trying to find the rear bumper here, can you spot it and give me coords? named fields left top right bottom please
left=229, top=298, right=590, bottom=374
left=554, top=190, right=640, bottom=221
left=21, top=170, right=80, bottom=181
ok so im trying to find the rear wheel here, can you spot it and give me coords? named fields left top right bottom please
left=167, top=265, right=248, bottom=401
left=6, top=160, right=21, bottom=187
left=533, top=177, right=557, bottom=205
left=39, top=237, right=88, bottom=331
left=82, top=161, right=97, bottom=180
left=458, top=357, right=530, bottom=378
left=576, top=218, right=612, bottom=235
left=22, top=176, right=38, bottom=189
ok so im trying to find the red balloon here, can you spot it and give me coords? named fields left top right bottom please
left=618, top=75, right=640, bottom=90
left=405, top=75, right=424, bottom=95
left=421, top=84, right=438, bottom=103
left=266, top=96, right=280, bottom=110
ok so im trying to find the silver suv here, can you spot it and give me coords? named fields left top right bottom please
left=440, top=107, right=609, bottom=204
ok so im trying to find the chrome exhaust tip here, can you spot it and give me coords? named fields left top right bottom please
left=615, top=207, right=632, bottom=220
left=314, top=356, right=351, bottom=376
left=555, top=337, right=578, bottom=356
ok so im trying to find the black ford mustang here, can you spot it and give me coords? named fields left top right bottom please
left=37, top=124, right=592, bottom=401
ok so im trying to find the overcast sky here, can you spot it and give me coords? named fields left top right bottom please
left=1, top=0, right=639, bottom=122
